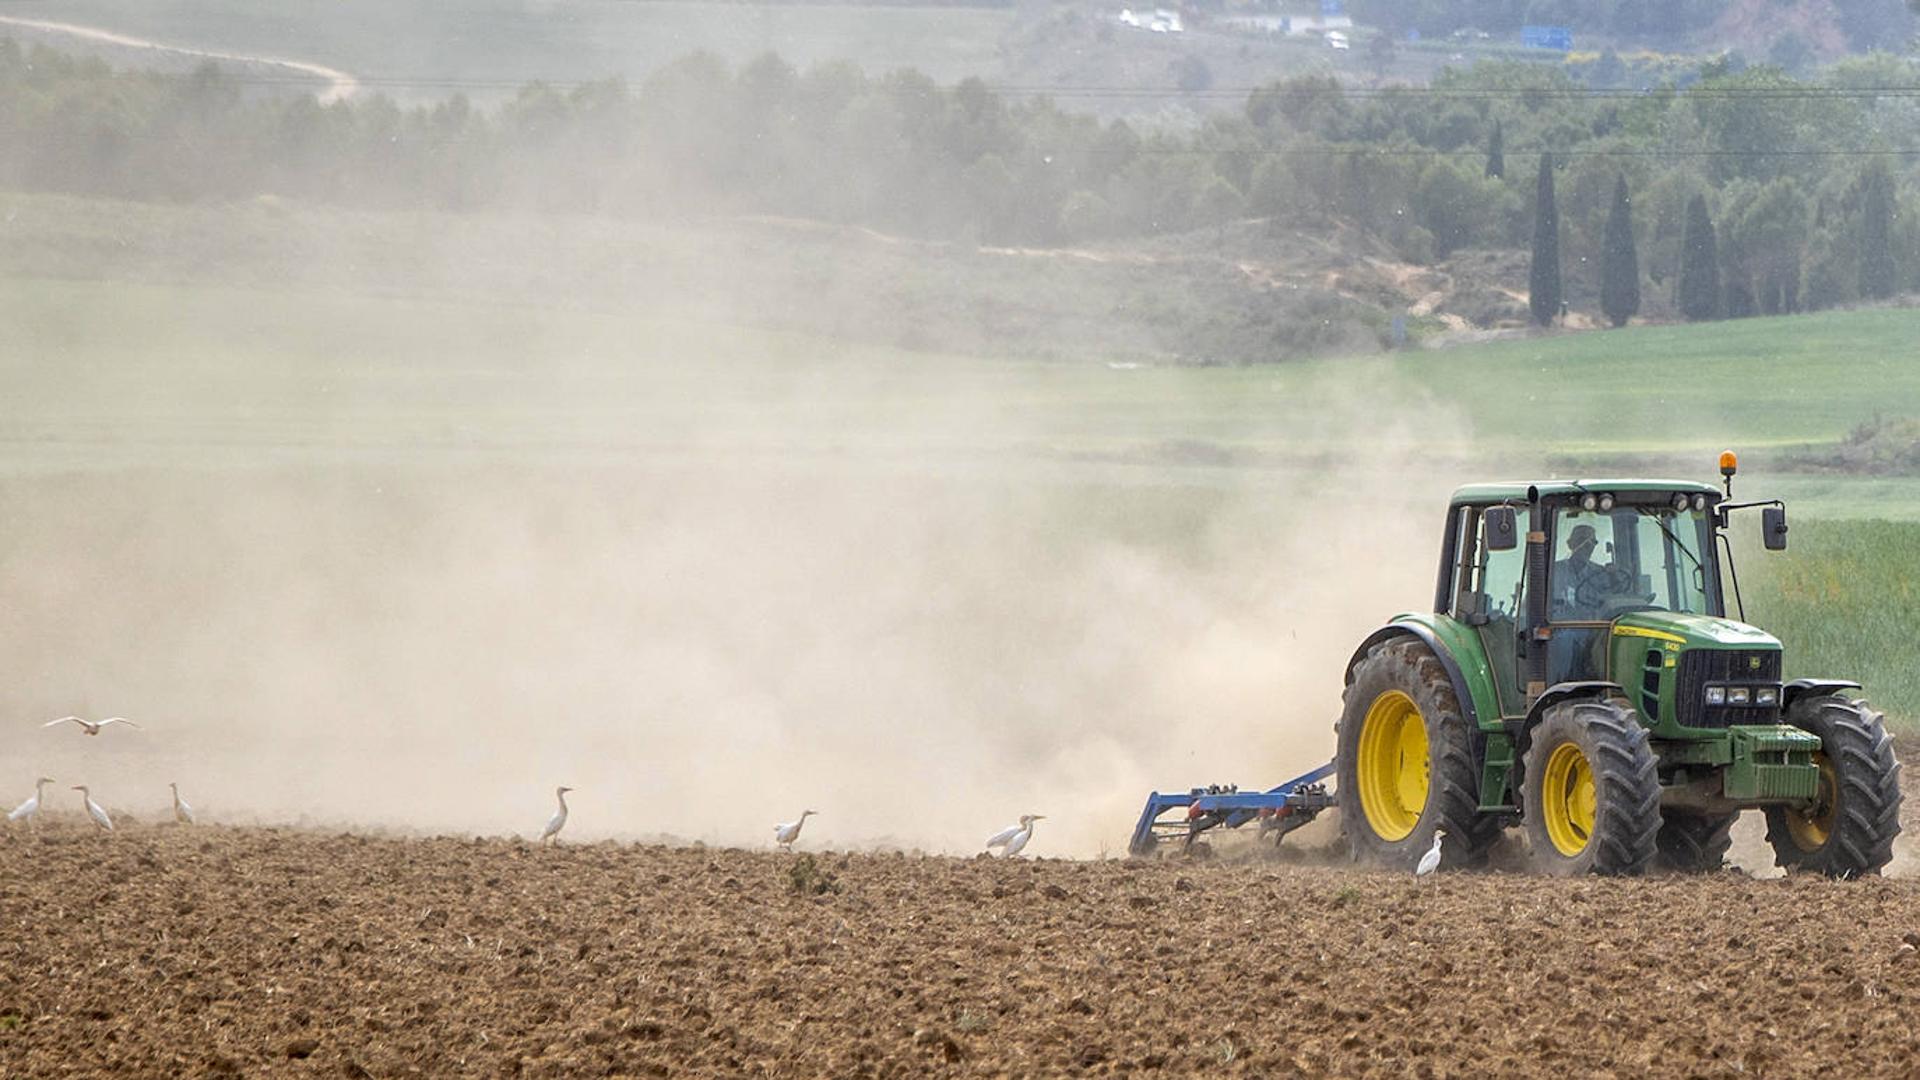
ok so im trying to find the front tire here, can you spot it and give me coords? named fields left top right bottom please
left=1764, top=694, right=1901, bottom=878
left=1336, top=637, right=1497, bottom=869
left=1521, top=698, right=1661, bottom=876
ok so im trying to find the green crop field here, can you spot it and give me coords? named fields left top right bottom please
left=3, top=253, right=1917, bottom=723
left=5, top=274, right=1915, bottom=475
left=1739, top=520, right=1920, bottom=730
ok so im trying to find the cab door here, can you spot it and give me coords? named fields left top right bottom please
left=1454, top=505, right=1530, bottom=717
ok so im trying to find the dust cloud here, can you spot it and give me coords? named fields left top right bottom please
left=0, top=13, right=1475, bottom=856
left=0, top=354, right=1469, bottom=857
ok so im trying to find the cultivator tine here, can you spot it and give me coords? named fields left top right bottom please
left=1127, top=764, right=1336, bottom=858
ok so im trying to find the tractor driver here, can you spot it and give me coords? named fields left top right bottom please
left=1552, top=522, right=1610, bottom=620
left=1549, top=521, right=1619, bottom=680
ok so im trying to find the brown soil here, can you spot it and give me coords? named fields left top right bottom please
left=6, top=824, right=1920, bottom=1077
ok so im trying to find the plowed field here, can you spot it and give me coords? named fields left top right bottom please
left=6, top=824, right=1920, bottom=1078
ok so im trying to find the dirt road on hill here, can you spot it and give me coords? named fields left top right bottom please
left=0, top=15, right=357, bottom=103
left=5, top=822, right=1920, bottom=1077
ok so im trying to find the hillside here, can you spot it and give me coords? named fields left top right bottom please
left=0, top=192, right=1496, bottom=365
left=1710, top=0, right=1914, bottom=61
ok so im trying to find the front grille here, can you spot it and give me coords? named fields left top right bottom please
left=1675, top=648, right=1782, bottom=729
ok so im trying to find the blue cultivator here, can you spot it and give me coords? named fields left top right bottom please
left=1127, top=762, right=1336, bottom=857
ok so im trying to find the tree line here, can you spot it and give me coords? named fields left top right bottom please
left=1529, top=150, right=1908, bottom=327
left=0, top=37, right=1915, bottom=318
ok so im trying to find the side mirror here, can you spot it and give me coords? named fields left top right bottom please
left=1762, top=506, right=1788, bottom=551
left=1485, top=506, right=1518, bottom=551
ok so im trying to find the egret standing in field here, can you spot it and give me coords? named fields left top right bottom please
left=7, top=777, right=55, bottom=825
left=42, top=716, right=141, bottom=737
left=169, top=782, right=197, bottom=825
left=773, top=810, right=816, bottom=851
left=540, top=786, right=573, bottom=845
left=986, top=814, right=1043, bottom=858
left=72, top=786, right=113, bottom=832
left=1416, top=829, right=1446, bottom=880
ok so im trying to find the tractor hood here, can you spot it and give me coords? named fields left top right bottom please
left=1612, top=610, right=1781, bottom=651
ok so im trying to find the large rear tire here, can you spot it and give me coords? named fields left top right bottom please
left=1655, top=811, right=1737, bottom=873
left=1521, top=698, right=1661, bottom=876
left=1336, top=637, right=1497, bottom=869
left=1764, top=694, right=1902, bottom=878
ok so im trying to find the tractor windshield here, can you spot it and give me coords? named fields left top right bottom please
left=1551, top=504, right=1714, bottom=621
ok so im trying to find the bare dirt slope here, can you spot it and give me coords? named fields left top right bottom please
left=5, top=824, right=1920, bottom=1077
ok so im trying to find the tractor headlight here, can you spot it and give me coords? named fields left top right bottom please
left=1756, top=687, right=1779, bottom=706
left=1672, top=493, right=1690, bottom=511
left=1728, top=687, right=1751, bottom=705
left=1705, top=686, right=1726, bottom=705
left=1692, top=493, right=1708, bottom=511
left=1598, top=494, right=1615, bottom=511
left=1582, top=493, right=1598, bottom=510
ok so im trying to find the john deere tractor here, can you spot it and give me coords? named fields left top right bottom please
left=1337, top=456, right=1902, bottom=877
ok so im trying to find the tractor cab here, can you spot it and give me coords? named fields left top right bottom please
left=1444, top=480, right=1737, bottom=724
left=1439, top=474, right=1792, bottom=737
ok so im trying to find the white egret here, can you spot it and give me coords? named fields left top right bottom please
left=540, top=786, right=573, bottom=845
left=986, top=814, right=1043, bottom=858
left=773, top=810, right=817, bottom=851
left=42, top=716, right=141, bottom=736
left=169, top=782, right=197, bottom=825
left=1416, top=829, right=1446, bottom=878
left=72, top=786, right=113, bottom=832
left=7, top=777, right=55, bottom=824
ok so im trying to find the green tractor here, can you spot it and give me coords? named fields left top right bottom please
left=1338, top=457, right=1902, bottom=877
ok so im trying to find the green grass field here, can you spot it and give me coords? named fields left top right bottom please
left=3, top=236, right=1917, bottom=723
left=1740, top=520, right=1920, bottom=728
left=5, top=274, right=1915, bottom=477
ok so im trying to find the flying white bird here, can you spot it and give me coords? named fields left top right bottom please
left=773, top=810, right=817, bottom=851
left=986, top=814, right=1044, bottom=858
left=73, top=786, right=113, bottom=832
left=1416, top=829, right=1446, bottom=878
left=540, top=786, right=573, bottom=845
left=7, top=777, right=55, bottom=824
left=42, top=716, right=141, bottom=736
left=169, top=782, right=197, bottom=825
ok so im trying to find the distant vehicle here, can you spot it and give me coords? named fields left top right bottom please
left=1326, top=30, right=1350, bottom=49
left=1522, top=24, right=1574, bottom=51
left=1119, top=8, right=1140, bottom=27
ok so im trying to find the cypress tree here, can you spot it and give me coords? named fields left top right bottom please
left=1861, top=164, right=1898, bottom=300
left=1529, top=153, right=1561, bottom=327
left=1485, top=120, right=1505, bottom=180
left=1678, top=194, right=1720, bottom=321
left=1600, top=175, right=1640, bottom=328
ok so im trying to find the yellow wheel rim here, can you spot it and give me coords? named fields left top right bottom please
left=1540, top=742, right=1597, bottom=857
left=1356, top=689, right=1428, bottom=842
left=1784, top=753, right=1838, bottom=852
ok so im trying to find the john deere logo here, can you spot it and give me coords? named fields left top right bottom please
left=1748, top=656, right=1763, bottom=671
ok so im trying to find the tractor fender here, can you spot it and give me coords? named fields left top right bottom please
left=1782, top=678, right=1862, bottom=710
left=1345, top=623, right=1483, bottom=730
left=1514, top=681, right=1629, bottom=761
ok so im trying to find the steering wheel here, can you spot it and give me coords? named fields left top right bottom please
left=1574, top=565, right=1634, bottom=611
